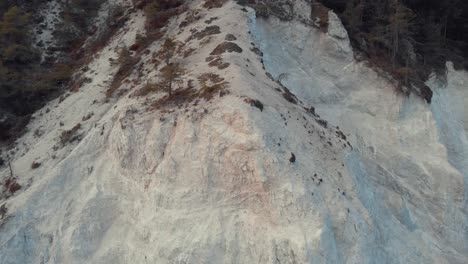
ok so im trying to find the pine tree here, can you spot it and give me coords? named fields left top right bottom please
left=0, top=6, right=34, bottom=63
left=162, top=37, right=176, bottom=64
left=388, top=0, right=415, bottom=70
left=0, top=6, right=38, bottom=97
left=343, top=0, right=365, bottom=35
left=159, top=62, right=185, bottom=95
left=440, top=0, right=462, bottom=46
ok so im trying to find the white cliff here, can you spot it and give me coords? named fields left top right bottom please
left=0, top=0, right=467, bottom=263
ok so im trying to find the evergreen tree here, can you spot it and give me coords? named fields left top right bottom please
left=389, top=0, right=415, bottom=70
left=343, top=0, right=364, bottom=35
left=159, top=63, right=185, bottom=95
left=0, top=6, right=38, bottom=97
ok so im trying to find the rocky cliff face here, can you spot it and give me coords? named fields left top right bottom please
left=0, top=0, right=467, bottom=263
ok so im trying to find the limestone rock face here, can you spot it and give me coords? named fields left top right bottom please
left=327, top=11, right=349, bottom=40
left=0, top=1, right=467, bottom=263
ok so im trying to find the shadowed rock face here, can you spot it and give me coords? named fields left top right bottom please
left=250, top=1, right=468, bottom=263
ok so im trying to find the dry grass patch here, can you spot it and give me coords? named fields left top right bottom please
left=152, top=87, right=198, bottom=110
left=179, top=9, right=202, bottom=28
left=135, top=82, right=161, bottom=97
left=187, top=25, right=221, bottom=42
left=198, top=73, right=228, bottom=100
left=143, top=1, right=188, bottom=30
left=206, top=56, right=230, bottom=69
left=151, top=72, right=228, bottom=110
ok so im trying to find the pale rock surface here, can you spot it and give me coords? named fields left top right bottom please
left=0, top=0, right=467, bottom=263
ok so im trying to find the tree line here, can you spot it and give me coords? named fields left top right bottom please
left=319, top=0, right=468, bottom=100
left=0, top=0, right=104, bottom=141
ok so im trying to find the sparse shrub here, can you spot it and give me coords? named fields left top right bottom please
left=159, top=62, right=185, bottom=95
left=289, top=153, right=296, bottom=163
left=225, top=34, right=237, bottom=41
left=31, top=63, right=74, bottom=93
left=60, top=123, right=82, bottom=145
left=151, top=72, right=228, bottom=110
left=144, top=1, right=162, bottom=21
left=142, top=0, right=187, bottom=30
left=210, top=42, right=243, bottom=55
left=31, top=160, right=41, bottom=169
left=245, top=98, right=264, bottom=111
left=207, top=56, right=230, bottom=70
left=0, top=203, right=7, bottom=220
left=198, top=72, right=227, bottom=99
left=188, top=25, right=221, bottom=41
left=282, top=87, right=298, bottom=104
left=161, top=38, right=177, bottom=63
left=76, top=4, right=127, bottom=60
left=136, top=81, right=161, bottom=96
left=82, top=112, right=94, bottom=121
left=203, top=0, right=227, bottom=9
left=70, top=76, right=92, bottom=92
left=183, top=47, right=196, bottom=58
left=107, top=47, right=140, bottom=97
left=131, top=33, right=149, bottom=52
left=47, top=64, right=74, bottom=86
left=3, top=176, right=21, bottom=194
left=151, top=87, right=197, bottom=110
left=179, top=9, right=202, bottom=28
left=34, top=129, right=44, bottom=138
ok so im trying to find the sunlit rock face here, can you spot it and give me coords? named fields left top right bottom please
left=0, top=1, right=466, bottom=263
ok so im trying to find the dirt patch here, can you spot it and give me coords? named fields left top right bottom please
left=311, top=1, right=330, bottom=32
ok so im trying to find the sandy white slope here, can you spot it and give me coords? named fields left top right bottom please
left=0, top=0, right=467, bottom=263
